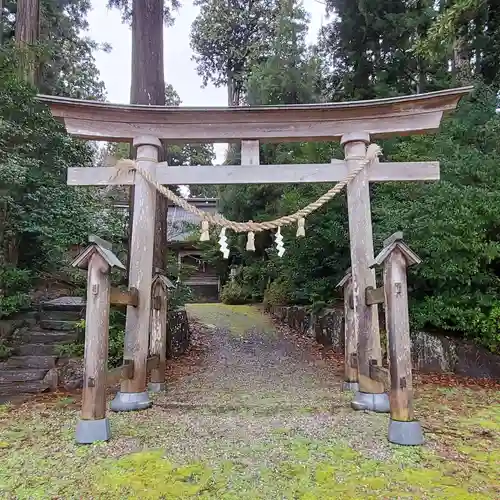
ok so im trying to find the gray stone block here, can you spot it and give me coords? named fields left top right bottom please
left=388, top=419, right=424, bottom=446
left=148, top=382, right=166, bottom=393
left=351, top=391, right=390, bottom=413
left=109, top=391, right=152, bottom=412
left=75, top=418, right=111, bottom=444
left=342, top=381, right=359, bottom=392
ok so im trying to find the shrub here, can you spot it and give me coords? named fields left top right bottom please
left=0, top=340, right=13, bottom=360
left=169, top=283, right=193, bottom=310
left=55, top=308, right=125, bottom=367
left=263, top=279, right=294, bottom=307
left=220, top=281, right=250, bottom=304
left=0, top=266, right=31, bottom=318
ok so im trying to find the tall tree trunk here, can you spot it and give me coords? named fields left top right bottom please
left=15, top=0, right=40, bottom=85
left=0, top=0, right=4, bottom=46
left=129, top=0, right=168, bottom=272
left=6, top=0, right=40, bottom=267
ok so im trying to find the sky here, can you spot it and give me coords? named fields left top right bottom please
left=86, top=0, right=328, bottom=163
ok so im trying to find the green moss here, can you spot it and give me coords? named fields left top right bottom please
left=93, top=450, right=216, bottom=498
left=186, top=303, right=275, bottom=336
left=0, top=404, right=498, bottom=499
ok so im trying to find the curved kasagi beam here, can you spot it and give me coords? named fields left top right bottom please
left=38, top=87, right=472, bottom=143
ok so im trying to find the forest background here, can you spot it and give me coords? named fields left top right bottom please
left=1, top=0, right=500, bottom=354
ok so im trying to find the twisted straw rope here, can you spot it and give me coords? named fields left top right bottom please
left=112, top=143, right=381, bottom=233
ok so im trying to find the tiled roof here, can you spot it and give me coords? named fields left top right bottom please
left=167, top=199, right=218, bottom=242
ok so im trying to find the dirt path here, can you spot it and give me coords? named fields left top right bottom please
left=0, top=304, right=498, bottom=499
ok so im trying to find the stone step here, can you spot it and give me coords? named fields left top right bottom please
left=39, top=319, right=77, bottom=331
left=39, top=310, right=82, bottom=322
left=0, top=356, right=57, bottom=369
left=41, top=296, right=85, bottom=312
left=0, top=380, right=49, bottom=397
left=0, top=369, right=48, bottom=383
left=16, top=343, right=61, bottom=356
left=22, top=330, right=77, bottom=344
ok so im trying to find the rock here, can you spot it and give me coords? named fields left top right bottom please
left=57, top=358, right=84, bottom=391
left=167, top=309, right=190, bottom=358
left=270, top=305, right=500, bottom=380
left=42, top=368, right=59, bottom=391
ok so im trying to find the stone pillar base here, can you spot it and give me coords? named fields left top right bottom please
left=148, top=382, right=166, bottom=393
left=351, top=391, right=390, bottom=413
left=388, top=419, right=424, bottom=446
left=342, top=381, right=359, bottom=392
left=109, top=391, right=152, bottom=412
left=76, top=418, right=111, bottom=444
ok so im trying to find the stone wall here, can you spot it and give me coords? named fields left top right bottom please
left=0, top=312, right=37, bottom=341
left=167, top=308, right=190, bottom=358
left=268, top=305, right=500, bottom=380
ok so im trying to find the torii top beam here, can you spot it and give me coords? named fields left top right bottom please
left=38, top=87, right=472, bottom=143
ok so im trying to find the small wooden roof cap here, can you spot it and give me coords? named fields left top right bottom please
left=336, top=267, right=352, bottom=288
left=71, top=235, right=125, bottom=270
left=152, top=273, right=176, bottom=289
left=371, top=231, right=422, bottom=268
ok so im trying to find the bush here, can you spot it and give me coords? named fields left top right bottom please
left=0, top=340, right=13, bottom=360
left=263, top=279, right=294, bottom=307
left=55, top=309, right=125, bottom=367
left=0, top=266, right=31, bottom=318
left=169, top=283, right=193, bottom=310
left=220, top=281, right=250, bottom=304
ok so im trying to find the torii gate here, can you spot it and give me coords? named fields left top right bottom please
left=39, top=88, right=470, bottom=415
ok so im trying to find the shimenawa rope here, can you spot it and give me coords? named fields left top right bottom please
left=109, top=144, right=381, bottom=255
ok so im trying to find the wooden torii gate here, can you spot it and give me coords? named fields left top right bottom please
left=39, top=87, right=470, bottom=424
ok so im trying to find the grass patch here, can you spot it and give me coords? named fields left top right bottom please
left=0, top=387, right=498, bottom=498
left=186, top=304, right=275, bottom=337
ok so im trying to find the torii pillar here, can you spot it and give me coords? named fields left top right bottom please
left=342, top=133, right=389, bottom=412
left=110, top=135, right=161, bottom=412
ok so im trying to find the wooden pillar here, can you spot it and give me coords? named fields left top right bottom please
left=385, top=248, right=414, bottom=421
left=374, top=232, right=424, bottom=445
left=111, top=135, right=160, bottom=412
left=149, top=276, right=168, bottom=392
left=81, top=253, right=110, bottom=421
left=337, top=268, right=358, bottom=391
left=75, top=252, right=111, bottom=443
left=241, top=140, right=260, bottom=165
left=341, top=133, right=388, bottom=412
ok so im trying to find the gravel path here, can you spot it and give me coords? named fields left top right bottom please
left=137, top=304, right=392, bottom=464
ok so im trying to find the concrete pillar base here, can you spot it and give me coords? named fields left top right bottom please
left=388, top=419, right=424, bottom=446
left=342, top=381, right=359, bottom=392
left=148, top=382, right=166, bottom=393
left=75, top=418, right=111, bottom=444
left=351, top=391, right=390, bottom=413
left=109, top=391, right=152, bottom=412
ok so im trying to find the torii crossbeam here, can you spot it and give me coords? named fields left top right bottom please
left=38, top=87, right=471, bottom=413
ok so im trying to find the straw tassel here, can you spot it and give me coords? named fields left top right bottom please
left=218, top=227, right=229, bottom=259
left=246, top=231, right=255, bottom=251
left=275, top=227, right=285, bottom=257
left=246, top=221, right=255, bottom=251
left=200, top=220, right=210, bottom=241
left=296, top=217, right=305, bottom=237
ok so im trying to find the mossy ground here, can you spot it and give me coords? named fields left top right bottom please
left=0, top=304, right=498, bottom=498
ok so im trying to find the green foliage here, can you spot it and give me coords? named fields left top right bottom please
left=55, top=309, right=125, bottom=367
left=0, top=266, right=31, bottom=318
left=263, top=279, right=293, bottom=308
left=0, top=39, right=123, bottom=312
left=190, top=0, right=279, bottom=104
left=169, top=283, right=194, bottom=310
left=107, top=0, right=180, bottom=25
left=0, top=340, right=13, bottom=360
left=220, top=281, right=250, bottom=305
left=372, top=85, right=500, bottom=352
